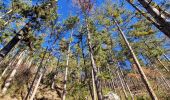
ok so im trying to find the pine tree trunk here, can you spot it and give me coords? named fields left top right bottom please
left=0, top=22, right=31, bottom=62
left=126, top=0, right=170, bottom=38
left=157, top=58, right=169, bottom=72
left=51, top=57, right=60, bottom=89
left=145, top=54, right=170, bottom=90
left=137, top=0, right=170, bottom=38
left=113, top=19, right=158, bottom=100
left=81, top=38, right=94, bottom=100
left=117, top=70, right=128, bottom=99
left=62, top=30, right=72, bottom=100
left=24, top=48, right=47, bottom=100
left=29, top=70, right=44, bottom=100
left=163, top=54, right=170, bottom=63
left=86, top=18, right=103, bottom=100
left=0, top=50, right=22, bottom=80
left=1, top=51, right=25, bottom=94
left=92, top=69, right=97, bottom=100
left=0, top=9, right=13, bottom=19
left=119, top=68, right=134, bottom=100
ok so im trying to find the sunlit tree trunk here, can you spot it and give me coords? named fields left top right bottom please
left=0, top=9, right=13, bottom=19
left=113, top=18, right=158, bottom=100
left=119, top=68, right=134, bottom=100
left=51, top=57, right=60, bottom=89
left=1, top=51, right=25, bottom=94
left=126, top=0, right=170, bottom=37
left=145, top=54, right=170, bottom=90
left=126, top=0, right=170, bottom=38
left=0, top=23, right=31, bottom=62
left=92, top=69, right=97, bottom=100
left=29, top=68, right=46, bottom=100
left=157, top=58, right=169, bottom=72
left=116, top=70, right=128, bottom=99
left=0, top=50, right=21, bottom=80
left=24, top=48, right=47, bottom=100
left=62, top=30, right=73, bottom=100
left=80, top=36, right=94, bottom=100
left=86, top=18, right=103, bottom=100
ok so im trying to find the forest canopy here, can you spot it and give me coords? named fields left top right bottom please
left=0, top=0, right=169, bottom=100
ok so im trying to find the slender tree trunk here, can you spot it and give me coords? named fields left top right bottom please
left=1, top=51, right=25, bottom=94
left=0, top=9, right=13, bottom=19
left=163, top=54, right=170, bottom=63
left=126, top=0, right=170, bottom=38
left=116, top=70, right=128, bottom=99
left=86, top=18, right=103, bottom=100
left=80, top=37, right=94, bottom=100
left=119, top=68, right=134, bottom=100
left=24, top=48, right=47, bottom=100
left=0, top=22, right=31, bottom=62
left=144, top=42, right=169, bottom=72
left=157, top=58, right=169, bottom=72
left=145, top=54, right=170, bottom=90
left=51, top=57, right=60, bottom=89
left=62, top=30, right=72, bottom=100
left=0, top=50, right=21, bottom=80
left=29, top=69, right=45, bottom=100
left=92, top=69, right=97, bottom=100
left=113, top=19, right=158, bottom=100
left=153, top=64, right=170, bottom=90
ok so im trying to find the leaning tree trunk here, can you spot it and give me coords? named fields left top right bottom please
left=51, top=57, right=60, bottom=89
left=0, top=50, right=21, bottom=80
left=80, top=35, right=95, bottom=100
left=144, top=42, right=169, bottom=72
left=0, top=22, right=31, bottom=62
left=92, top=69, right=97, bottom=100
left=145, top=54, right=170, bottom=90
left=1, top=51, right=25, bottom=94
left=29, top=67, right=46, bottom=100
left=116, top=70, right=128, bottom=99
left=62, top=30, right=72, bottom=100
left=113, top=18, right=158, bottom=100
left=138, top=0, right=170, bottom=38
left=24, top=48, right=47, bottom=100
left=157, top=58, right=169, bottom=72
left=126, top=0, right=170, bottom=38
left=0, top=9, right=13, bottom=19
left=119, top=68, right=134, bottom=100
left=86, top=18, right=103, bottom=100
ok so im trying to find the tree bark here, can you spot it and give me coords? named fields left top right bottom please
left=92, top=69, right=97, bottom=100
left=116, top=70, right=128, bottom=99
left=113, top=19, right=158, bottom=100
left=0, top=50, right=21, bottom=80
left=0, top=9, right=13, bottom=19
left=0, top=22, right=31, bottom=62
left=29, top=69, right=45, bottom=100
left=126, top=0, right=170, bottom=38
left=157, top=58, right=169, bottom=72
left=138, top=0, right=170, bottom=38
left=86, top=18, right=103, bottom=100
left=62, top=30, right=72, bottom=100
left=1, top=51, right=25, bottom=94
left=119, top=68, right=134, bottom=100
left=24, top=48, right=47, bottom=100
